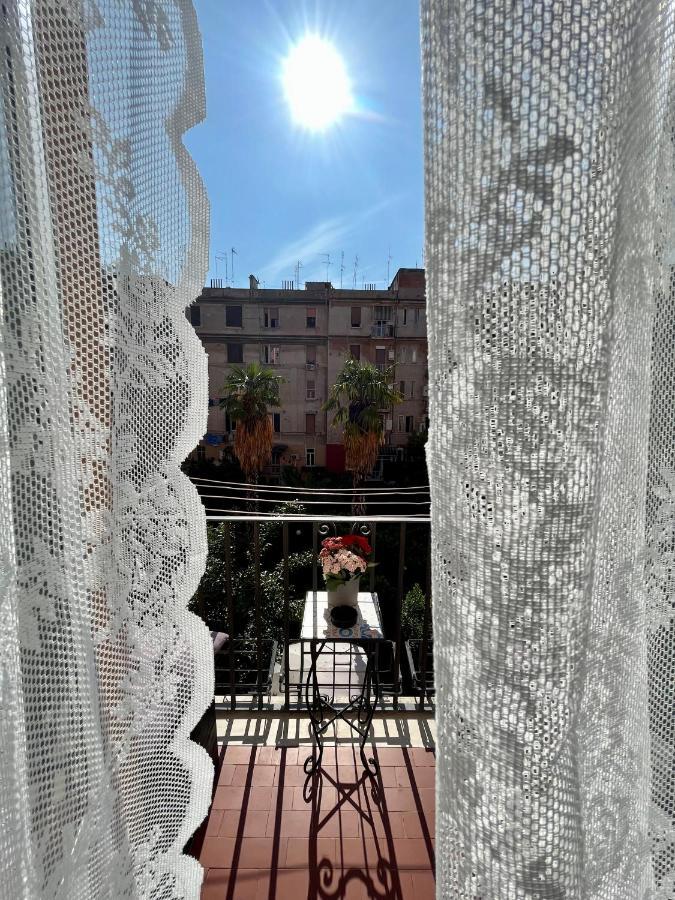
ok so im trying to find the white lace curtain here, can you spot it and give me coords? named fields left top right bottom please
left=0, top=1, right=212, bottom=897
left=422, top=1, right=675, bottom=898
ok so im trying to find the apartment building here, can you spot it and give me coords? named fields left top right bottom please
left=188, top=268, right=428, bottom=476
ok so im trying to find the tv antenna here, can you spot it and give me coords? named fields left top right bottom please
left=387, top=245, right=392, bottom=285
left=352, top=255, right=359, bottom=289
left=215, top=251, right=228, bottom=283
left=340, top=250, right=345, bottom=289
left=294, top=260, right=303, bottom=289
left=231, top=247, right=237, bottom=286
left=320, top=252, right=331, bottom=282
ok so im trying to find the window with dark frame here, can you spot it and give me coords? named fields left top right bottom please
left=306, top=307, right=316, bottom=328
left=306, top=346, right=316, bottom=368
left=264, top=307, right=279, bottom=328
left=349, top=344, right=361, bottom=360
left=305, top=447, right=315, bottom=466
left=305, top=413, right=316, bottom=435
left=272, top=412, right=281, bottom=433
left=306, top=379, right=316, bottom=400
left=226, top=305, right=242, bottom=327
left=227, top=343, right=243, bottom=363
left=189, top=306, right=201, bottom=326
left=351, top=306, right=361, bottom=327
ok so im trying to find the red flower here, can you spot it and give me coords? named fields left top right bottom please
left=341, top=534, right=372, bottom=556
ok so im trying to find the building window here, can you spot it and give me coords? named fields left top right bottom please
left=305, top=413, right=316, bottom=435
left=188, top=306, right=201, bottom=326
left=264, top=307, right=279, bottom=328
left=374, top=305, right=393, bottom=323
left=351, top=306, right=361, bottom=327
left=409, top=381, right=415, bottom=399
left=405, top=415, right=415, bottom=433
left=272, top=412, right=281, bottom=433
left=306, top=346, right=316, bottom=368
left=306, top=379, right=316, bottom=400
left=402, top=308, right=407, bottom=325
left=306, top=447, right=315, bottom=467
left=375, top=347, right=386, bottom=371
left=227, top=343, right=243, bottom=363
left=306, top=307, right=317, bottom=328
left=414, top=307, right=421, bottom=325
left=398, top=346, right=418, bottom=363
left=226, top=305, right=242, bottom=327
left=264, top=345, right=280, bottom=365
left=349, top=344, right=361, bottom=361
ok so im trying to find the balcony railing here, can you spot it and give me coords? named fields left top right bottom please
left=371, top=323, right=395, bottom=338
left=191, top=493, right=433, bottom=714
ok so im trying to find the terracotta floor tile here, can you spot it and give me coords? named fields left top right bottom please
left=219, top=808, right=270, bottom=838
left=274, top=746, right=299, bottom=766
left=367, top=809, right=407, bottom=840
left=231, top=765, right=276, bottom=787
left=201, top=868, right=259, bottom=900
left=410, top=748, right=436, bottom=767
left=372, top=748, right=406, bottom=767
left=255, top=866, right=309, bottom=900
left=418, top=788, right=435, bottom=811
left=398, top=766, right=435, bottom=789
left=212, top=786, right=246, bottom=810
left=319, top=807, right=362, bottom=838
left=266, top=808, right=312, bottom=838
left=392, top=839, right=433, bottom=869
left=380, top=788, right=416, bottom=812
left=237, top=836, right=279, bottom=870
left=285, top=836, right=336, bottom=868
left=199, top=837, right=236, bottom=869
left=253, top=746, right=278, bottom=766
left=269, top=783, right=297, bottom=811
left=217, top=764, right=236, bottom=787
left=401, top=810, right=434, bottom=840
left=374, top=766, right=398, bottom=788
left=247, top=786, right=279, bottom=810
left=273, top=765, right=310, bottom=787
left=399, top=869, right=436, bottom=899
left=205, top=808, right=224, bottom=838
left=223, top=746, right=256, bottom=766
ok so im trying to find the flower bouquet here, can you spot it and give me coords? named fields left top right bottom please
left=319, top=534, right=374, bottom=607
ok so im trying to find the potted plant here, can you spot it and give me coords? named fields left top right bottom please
left=319, top=534, right=374, bottom=608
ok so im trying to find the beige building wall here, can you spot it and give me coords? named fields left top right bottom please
left=189, top=270, right=428, bottom=474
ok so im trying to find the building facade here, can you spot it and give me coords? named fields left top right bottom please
left=188, top=268, right=428, bottom=476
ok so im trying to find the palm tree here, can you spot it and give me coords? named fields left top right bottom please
left=219, top=363, right=283, bottom=484
left=323, top=358, right=402, bottom=513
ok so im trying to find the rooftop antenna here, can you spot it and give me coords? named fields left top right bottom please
left=231, top=247, right=237, bottom=286
left=353, top=254, right=359, bottom=289
left=294, top=259, right=303, bottom=289
left=340, top=250, right=345, bottom=289
left=215, top=251, right=228, bottom=284
left=320, top=252, right=331, bottom=282
left=387, top=246, right=392, bottom=285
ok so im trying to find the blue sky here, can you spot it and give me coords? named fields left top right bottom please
left=186, top=0, right=424, bottom=289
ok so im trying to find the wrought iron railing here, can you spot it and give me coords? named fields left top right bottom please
left=195, top=509, right=433, bottom=712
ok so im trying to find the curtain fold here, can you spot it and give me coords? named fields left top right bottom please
left=422, top=1, right=675, bottom=897
left=0, top=1, right=212, bottom=897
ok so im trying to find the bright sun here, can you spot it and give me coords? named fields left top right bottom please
left=282, top=36, right=353, bottom=132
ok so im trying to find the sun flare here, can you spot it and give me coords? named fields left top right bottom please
left=282, top=36, right=353, bottom=132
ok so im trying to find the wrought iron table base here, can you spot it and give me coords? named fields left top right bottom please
left=303, top=639, right=381, bottom=778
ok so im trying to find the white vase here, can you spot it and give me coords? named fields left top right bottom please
left=326, top=577, right=360, bottom=608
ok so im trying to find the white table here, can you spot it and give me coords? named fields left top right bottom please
left=287, top=591, right=383, bottom=693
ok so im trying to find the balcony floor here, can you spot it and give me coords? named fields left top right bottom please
left=196, top=715, right=436, bottom=900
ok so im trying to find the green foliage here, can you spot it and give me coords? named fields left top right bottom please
left=400, top=583, right=428, bottom=640
left=323, top=357, right=402, bottom=436
left=219, top=362, right=283, bottom=425
left=189, top=501, right=313, bottom=642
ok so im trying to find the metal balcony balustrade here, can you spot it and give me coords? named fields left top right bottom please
left=190, top=480, right=433, bottom=715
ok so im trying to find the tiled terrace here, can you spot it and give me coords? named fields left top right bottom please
left=194, top=714, right=436, bottom=900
